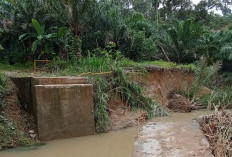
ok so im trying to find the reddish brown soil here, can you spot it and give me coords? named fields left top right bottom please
left=143, top=69, right=194, bottom=106
left=0, top=79, right=37, bottom=147
left=108, top=97, right=146, bottom=130
left=130, top=68, right=194, bottom=106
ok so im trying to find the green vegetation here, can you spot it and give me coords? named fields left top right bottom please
left=200, top=87, right=232, bottom=109
left=92, top=67, right=167, bottom=133
left=1, top=0, right=232, bottom=65
left=0, top=116, right=32, bottom=149
left=1, top=0, right=232, bottom=150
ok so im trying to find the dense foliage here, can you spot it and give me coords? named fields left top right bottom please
left=0, top=0, right=232, bottom=67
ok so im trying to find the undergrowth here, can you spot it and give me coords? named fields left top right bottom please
left=182, top=58, right=221, bottom=102
left=199, top=87, right=232, bottom=109
left=0, top=116, right=32, bottom=150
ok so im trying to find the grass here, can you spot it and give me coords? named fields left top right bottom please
left=0, top=57, right=196, bottom=77
left=91, top=77, right=110, bottom=133
left=91, top=66, right=167, bottom=133
left=199, top=87, right=232, bottom=109
left=119, top=59, right=196, bottom=71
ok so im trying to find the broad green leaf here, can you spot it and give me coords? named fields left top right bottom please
left=44, top=34, right=55, bottom=39
left=19, top=33, right=29, bottom=40
left=32, top=19, right=44, bottom=35
left=37, top=35, right=43, bottom=40
left=31, top=40, right=39, bottom=53
left=19, top=33, right=36, bottom=41
left=57, top=27, right=67, bottom=37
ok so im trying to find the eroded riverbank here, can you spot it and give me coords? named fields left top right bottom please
left=0, top=110, right=212, bottom=157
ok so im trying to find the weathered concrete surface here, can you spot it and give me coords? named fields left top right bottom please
left=31, top=77, right=89, bottom=117
left=35, top=84, right=95, bottom=141
left=10, top=76, right=95, bottom=141
left=32, top=77, right=88, bottom=85
left=132, top=120, right=213, bottom=157
left=10, top=77, right=33, bottom=113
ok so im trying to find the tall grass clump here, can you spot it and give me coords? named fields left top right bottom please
left=199, top=87, right=232, bottom=109
left=91, top=77, right=110, bottom=133
left=112, top=68, right=166, bottom=118
left=184, top=57, right=222, bottom=102
left=90, top=66, right=167, bottom=133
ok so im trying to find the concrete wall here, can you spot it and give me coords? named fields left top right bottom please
left=10, top=77, right=33, bottom=113
left=10, top=76, right=95, bottom=141
left=35, top=84, right=95, bottom=140
left=31, top=77, right=89, bottom=118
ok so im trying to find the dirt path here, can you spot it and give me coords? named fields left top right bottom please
left=132, top=117, right=213, bottom=157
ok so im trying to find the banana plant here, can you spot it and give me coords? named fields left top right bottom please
left=19, top=19, right=66, bottom=59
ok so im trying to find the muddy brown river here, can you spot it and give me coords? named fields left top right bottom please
left=0, top=110, right=212, bottom=157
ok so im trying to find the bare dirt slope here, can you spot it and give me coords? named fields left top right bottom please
left=132, top=114, right=213, bottom=157
left=130, top=68, right=194, bottom=106
left=144, top=69, right=194, bottom=106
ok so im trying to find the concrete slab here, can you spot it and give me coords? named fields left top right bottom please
left=34, top=84, right=95, bottom=141
left=32, top=77, right=88, bottom=85
left=132, top=120, right=212, bottom=157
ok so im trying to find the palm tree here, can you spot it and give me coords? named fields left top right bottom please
left=45, top=0, right=95, bottom=59
left=160, top=18, right=205, bottom=63
left=197, top=29, right=232, bottom=62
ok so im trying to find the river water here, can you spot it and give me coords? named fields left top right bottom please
left=0, top=110, right=212, bottom=157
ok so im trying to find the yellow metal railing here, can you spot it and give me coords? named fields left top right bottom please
left=78, top=71, right=113, bottom=77
left=34, top=60, right=50, bottom=76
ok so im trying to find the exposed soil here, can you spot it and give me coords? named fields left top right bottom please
left=0, top=79, right=38, bottom=149
left=3, top=81, right=34, bottom=131
left=131, top=68, right=194, bottom=107
left=108, top=97, right=146, bottom=130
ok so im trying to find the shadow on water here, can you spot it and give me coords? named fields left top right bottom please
left=3, top=143, right=46, bottom=152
